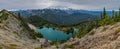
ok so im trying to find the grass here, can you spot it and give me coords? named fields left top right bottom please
left=6, top=44, right=18, bottom=49
left=0, top=47, right=2, bottom=49
left=35, top=47, right=42, bottom=49
left=64, top=42, right=78, bottom=48
left=9, top=44, right=17, bottom=47
left=115, top=28, right=120, bottom=34
left=13, top=31, right=22, bottom=38
left=102, top=27, right=108, bottom=32
left=7, top=47, right=16, bottom=49
left=89, top=30, right=95, bottom=35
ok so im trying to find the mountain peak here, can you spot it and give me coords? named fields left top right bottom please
left=45, top=6, right=73, bottom=10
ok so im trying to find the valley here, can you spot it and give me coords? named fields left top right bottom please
left=0, top=0, right=120, bottom=49
left=0, top=8, right=120, bottom=49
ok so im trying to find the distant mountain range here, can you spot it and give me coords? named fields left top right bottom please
left=11, top=9, right=114, bottom=26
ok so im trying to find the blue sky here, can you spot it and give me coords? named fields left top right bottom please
left=0, top=0, right=120, bottom=10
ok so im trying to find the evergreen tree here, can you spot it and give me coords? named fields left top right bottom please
left=112, top=10, right=115, bottom=18
left=102, top=7, right=107, bottom=19
left=18, top=12, right=22, bottom=20
left=100, top=13, right=103, bottom=20
left=115, top=8, right=120, bottom=22
left=119, top=8, right=120, bottom=17
left=18, top=12, right=21, bottom=17
left=95, top=17, right=99, bottom=28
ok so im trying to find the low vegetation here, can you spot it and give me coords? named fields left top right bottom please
left=0, top=10, right=8, bottom=22
left=35, top=47, right=43, bottom=49
left=9, top=44, right=17, bottom=47
left=101, top=27, right=108, bottom=32
left=0, top=47, right=2, bottom=49
left=13, top=31, right=22, bottom=38
left=7, top=44, right=18, bottom=49
left=64, top=44, right=73, bottom=48
left=115, top=28, right=120, bottom=33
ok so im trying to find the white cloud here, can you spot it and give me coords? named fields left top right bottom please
left=0, top=0, right=120, bottom=10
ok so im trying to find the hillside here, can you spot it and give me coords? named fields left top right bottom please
left=74, top=22, right=120, bottom=49
left=13, top=9, right=97, bottom=26
left=0, top=10, right=41, bottom=49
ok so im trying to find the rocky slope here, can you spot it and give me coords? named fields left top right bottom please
left=74, top=22, right=120, bottom=49
left=0, top=10, right=41, bottom=49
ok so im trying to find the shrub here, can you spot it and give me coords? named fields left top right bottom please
left=0, top=13, right=8, bottom=20
left=64, top=44, right=73, bottom=48
left=55, top=42, right=59, bottom=48
left=50, top=41, right=56, bottom=45
left=0, top=21, right=1, bottom=23
left=89, top=31, right=95, bottom=35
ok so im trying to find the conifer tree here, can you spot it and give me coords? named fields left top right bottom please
left=102, top=7, right=107, bottom=19
left=112, top=10, right=115, bottom=18
left=95, top=17, right=99, bottom=27
left=118, top=8, right=120, bottom=17
left=100, top=13, right=103, bottom=20
left=18, top=12, right=21, bottom=19
left=18, top=12, right=21, bottom=16
left=88, top=17, right=93, bottom=26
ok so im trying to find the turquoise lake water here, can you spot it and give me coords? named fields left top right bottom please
left=37, top=27, right=78, bottom=41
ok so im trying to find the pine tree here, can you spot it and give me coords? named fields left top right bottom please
left=18, top=12, right=21, bottom=17
left=112, top=10, right=115, bottom=18
left=88, top=17, right=93, bottom=26
left=95, top=17, right=99, bottom=27
left=118, top=8, right=120, bottom=17
left=102, top=7, right=107, bottom=19
left=101, top=12, right=103, bottom=20
left=18, top=12, right=22, bottom=19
